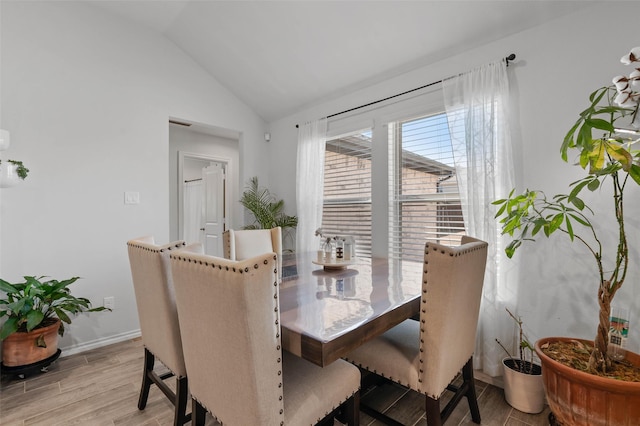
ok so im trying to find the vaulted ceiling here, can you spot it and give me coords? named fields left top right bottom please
left=91, top=1, right=592, bottom=122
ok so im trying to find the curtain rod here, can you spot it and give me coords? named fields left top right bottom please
left=295, top=53, right=516, bottom=128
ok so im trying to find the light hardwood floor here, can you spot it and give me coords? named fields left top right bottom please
left=1, top=338, right=551, bottom=426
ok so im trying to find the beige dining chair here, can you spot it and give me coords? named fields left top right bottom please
left=127, top=236, right=202, bottom=426
left=223, top=226, right=282, bottom=281
left=169, top=248, right=360, bottom=426
left=344, top=236, right=489, bottom=426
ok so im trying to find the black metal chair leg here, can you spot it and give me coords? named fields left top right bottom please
left=344, top=393, right=360, bottom=426
left=174, top=375, right=190, bottom=426
left=425, top=396, right=443, bottom=426
left=462, top=358, right=481, bottom=423
left=192, top=399, right=206, bottom=426
left=138, top=348, right=155, bottom=410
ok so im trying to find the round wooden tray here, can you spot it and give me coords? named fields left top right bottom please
left=312, top=258, right=357, bottom=270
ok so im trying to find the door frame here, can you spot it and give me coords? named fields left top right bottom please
left=177, top=151, right=233, bottom=242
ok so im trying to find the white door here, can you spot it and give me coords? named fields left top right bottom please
left=202, top=163, right=225, bottom=256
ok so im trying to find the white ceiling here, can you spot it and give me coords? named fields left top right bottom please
left=91, top=1, right=593, bottom=122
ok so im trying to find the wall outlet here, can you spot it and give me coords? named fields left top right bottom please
left=104, top=296, right=115, bottom=310
left=124, top=191, right=140, bottom=205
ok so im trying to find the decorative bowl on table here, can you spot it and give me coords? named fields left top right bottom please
left=311, top=258, right=357, bottom=270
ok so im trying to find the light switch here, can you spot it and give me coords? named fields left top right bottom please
left=124, top=191, right=140, bottom=205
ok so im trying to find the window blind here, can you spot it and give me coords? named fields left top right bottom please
left=322, top=131, right=372, bottom=257
left=389, top=113, right=465, bottom=261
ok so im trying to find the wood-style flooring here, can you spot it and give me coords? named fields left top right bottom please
left=0, top=338, right=551, bottom=425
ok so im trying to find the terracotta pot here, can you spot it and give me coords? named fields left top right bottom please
left=502, top=357, right=545, bottom=414
left=1, top=319, right=60, bottom=367
left=535, top=336, right=640, bottom=426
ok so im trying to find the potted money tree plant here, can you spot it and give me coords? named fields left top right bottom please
left=493, top=47, right=640, bottom=425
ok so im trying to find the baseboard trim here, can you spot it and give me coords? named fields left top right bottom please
left=475, top=369, right=504, bottom=389
left=60, top=329, right=142, bottom=357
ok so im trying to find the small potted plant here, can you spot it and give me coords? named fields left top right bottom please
left=496, top=308, right=544, bottom=414
left=0, top=276, right=109, bottom=367
left=239, top=176, right=298, bottom=230
left=239, top=176, right=298, bottom=250
left=0, top=159, right=29, bottom=188
left=493, top=47, right=640, bottom=424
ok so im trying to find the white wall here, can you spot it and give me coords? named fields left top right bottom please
left=268, top=2, right=640, bottom=352
left=0, top=1, right=268, bottom=353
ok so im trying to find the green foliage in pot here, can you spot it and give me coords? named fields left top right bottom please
left=493, top=47, right=640, bottom=374
left=496, top=308, right=538, bottom=375
left=0, top=276, right=109, bottom=340
left=0, top=159, right=29, bottom=179
left=239, top=176, right=298, bottom=230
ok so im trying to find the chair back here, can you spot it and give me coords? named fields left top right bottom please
left=170, top=250, right=284, bottom=425
left=127, top=237, right=195, bottom=377
left=419, top=236, right=488, bottom=398
left=223, top=227, right=282, bottom=280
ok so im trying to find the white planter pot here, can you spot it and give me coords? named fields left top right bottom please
left=502, top=357, right=545, bottom=414
left=0, top=162, right=22, bottom=188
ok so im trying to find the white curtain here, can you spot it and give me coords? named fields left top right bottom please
left=183, top=180, right=204, bottom=245
left=296, top=119, right=327, bottom=253
left=443, top=59, right=516, bottom=377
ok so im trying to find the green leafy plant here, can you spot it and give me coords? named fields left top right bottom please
left=0, top=159, right=29, bottom=179
left=239, top=176, right=298, bottom=230
left=493, top=47, right=640, bottom=374
left=0, top=276, right=109, bottom=340
left=496, top=308, right=537, bottom=374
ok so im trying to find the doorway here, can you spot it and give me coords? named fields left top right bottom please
left=178, top=152, right=231, bottom=256
left=169, top=120, right=240, bottom=253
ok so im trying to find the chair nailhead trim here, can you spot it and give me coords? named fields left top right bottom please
left=168, top=250, right=283, bottom=422
left=127, top=241, right=185, bottom=253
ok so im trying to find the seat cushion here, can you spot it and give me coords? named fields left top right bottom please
left=344, top=319, right=420, bottom=391
left=283, top=352, right=360, bottom=425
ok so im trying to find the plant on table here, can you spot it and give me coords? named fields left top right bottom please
left=493, top=47, right=640, bottom=374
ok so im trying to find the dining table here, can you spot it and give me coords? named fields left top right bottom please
left=279, top=251, right=424, bottom=367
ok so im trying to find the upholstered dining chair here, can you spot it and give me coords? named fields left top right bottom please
left=127, top=236, right=202, bottom=426
left=344, top=236, right=489, bottom=426
left=223, top=226, right=282, bottom=282
left=169, top=248, right=360, bottom=426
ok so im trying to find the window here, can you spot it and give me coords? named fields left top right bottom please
left=321, top=130, right=372, bottom=257
left=388, top=113, right=464, bottom=261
